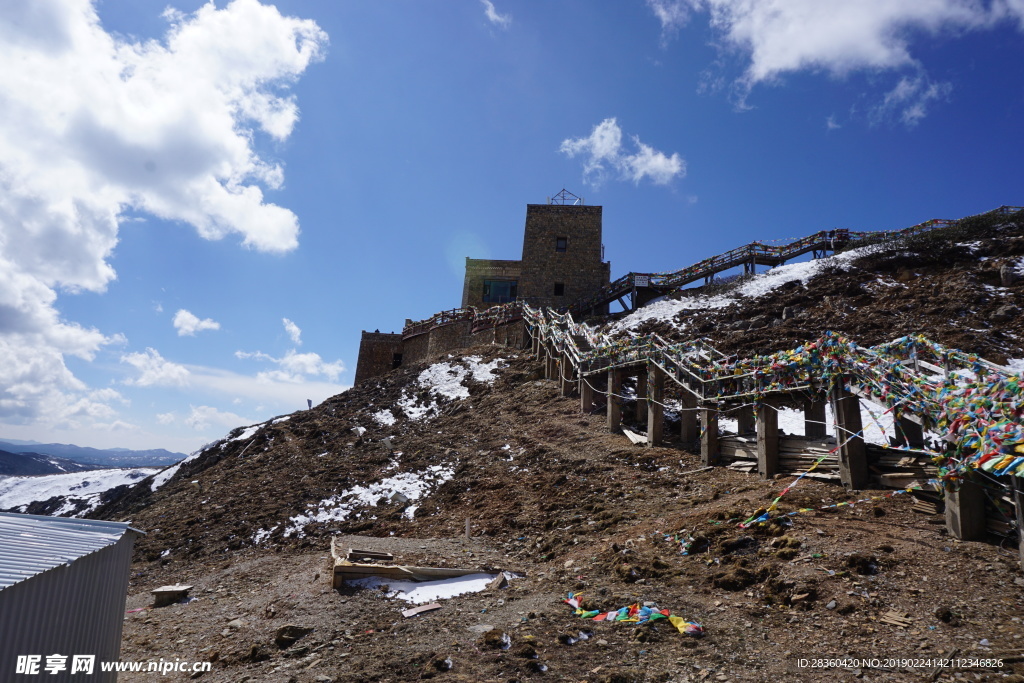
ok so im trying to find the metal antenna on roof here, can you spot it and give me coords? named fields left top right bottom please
left=551, top=189, right=583, bottom=206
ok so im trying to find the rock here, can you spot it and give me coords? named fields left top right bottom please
left=826, top=600, right=837, bottom=610
left=226, top=619, right=246, bottom=630
left=274, top=625, right=313, bottom=649
left=991, top=304, right=1019, bottom=322
left=596, top=639, right=609, bottom=647
left=486, top=573, right=509, bottom=590
left=468, top=623, right=496, bottom=634
left=246, top=644, right=272, bottom=662
left=1000, top=263, right=1020, bottom=286
left=283, top=645, right=309, bottom=658
left=315, top=676, right=334, bottom=683
left=782, top=306, right=803, bottom=320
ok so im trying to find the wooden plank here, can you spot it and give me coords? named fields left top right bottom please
left=622, top=427, right=647, bottom=445
left=880, top=610, right=913, bottom=628
left=402, top=603, right=442, bottom=618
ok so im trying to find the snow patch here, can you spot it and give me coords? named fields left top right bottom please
left=612, top=245, right=874, bottom=334
left=0, top=468, right=160, bottom=516
left=230, top=424, right=261, bottom=442
left=252, top=525, right=279, bottom=545
left=348, top=573, right=499, bottom=604
left=283, top=464, right=456, bottom=537
left=397, top=357, right=506, bottom=421
left=151, top=451, right=201, bottom=491
left=372, top=409, right=396, bottom=426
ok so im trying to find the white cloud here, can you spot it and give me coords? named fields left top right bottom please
left=480, top=0, right=511, bottom=28
left=0, top=0, right=325, bottom=432
left=686, top=0, right=991, bottom=84
left=235, top=349, right=345, bottom=383
left=872, top=74, right=952, bottom=126
left=283, top=317, right=302, bottom=345
left=182, top=363, right=346, bottom=414
left=673, top=0, right=1020, bottom=123
left=647, top=0, right=692, bottom=44
left=173, top=309, right=221, bottom=336
left=826, top=114, right=842, bottom=130
left=156, top=412, right=176, bottom=425
left=560, top=118, right=685, bottom=187
left=184, top=405, right=251, bottom=432
left=121, top=348, right=190, bottom=387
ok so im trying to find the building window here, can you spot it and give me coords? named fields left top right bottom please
left=392, top=353, right=403, bottom=369
left=482, top=279, right=518, bottom=303
left=553, top=282, right=565, bottom=296
left=555, top=237, right=567, bottom=252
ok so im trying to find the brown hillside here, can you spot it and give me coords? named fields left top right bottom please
left=96, top=225, right=1024, bottom=682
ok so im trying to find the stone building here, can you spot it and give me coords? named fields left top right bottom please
left=355, top=191, right=611, bottom=384
left=462, top=195, right=610, bottom=310
left=353, top=331, right=403, bottom=385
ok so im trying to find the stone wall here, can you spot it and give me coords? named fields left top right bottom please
left=469, top=319, right=527, bottom=348
left=461, top=258, right=521, bottom=309
left=402, top=332, right=430, bottom=366
left=353, top=331, right=403, bottom=385
left=517, top=204, right=610, bottom=309
left=427, top=319, right=473, bottom=358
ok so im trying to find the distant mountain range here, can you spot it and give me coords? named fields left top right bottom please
left=0, top=440, right=186, bottom=470
left=0, top=449, right=102, bottom=477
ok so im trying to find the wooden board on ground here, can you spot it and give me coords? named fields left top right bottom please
left=330, top=537, right=498, bottom=589
left=622, top=428, right=647, bottom=445
left=879, top=611, right=913, bottom=628
left=402, top=603, right=442, bottom=618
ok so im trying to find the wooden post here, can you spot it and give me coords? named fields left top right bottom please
left=560, top=352, right=573, bottom=397
left=830, top=384, right=868, bottom=490
left=756, top=401, right=779, bottom=480
left=736, top=405, right=755, bottom=435
left=700, top=406, right=719, bottom=466
left=580, top=373, right=595, bottom=413
left=607, top=369, right=623, bottom=432
left=804, top=397, right=827, bottom=438
left=533, top=334, right=540, bottom=358
left=1012, top=477, right=1024, bottom=571
left=945, top=478, right=987, bottom=541
left=679, top=391, right=698, bottom=447
left=646, top=365, right=664, bottom=448
left=895, top=416, right=925, bottom=449
left=546, top=345, right=556, bottom=380
left=635, top=371, right=648, bottom=423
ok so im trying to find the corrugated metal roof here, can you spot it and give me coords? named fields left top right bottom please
left=0, top=512, right=144, bottom=590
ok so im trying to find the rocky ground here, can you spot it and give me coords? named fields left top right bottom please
left=99, top=217, right=1024, bottom=682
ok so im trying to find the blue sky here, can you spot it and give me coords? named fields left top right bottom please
left=2, top=0, right=1023, bottom=453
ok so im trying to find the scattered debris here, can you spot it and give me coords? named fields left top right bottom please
left=879, top=610, right=913, bottom=628
left=274, top=624, right=314, bottom=648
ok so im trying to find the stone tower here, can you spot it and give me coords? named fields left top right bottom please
left=517, top=201, right=610, bottom=308
left=460, top=190, right=610, bottom=310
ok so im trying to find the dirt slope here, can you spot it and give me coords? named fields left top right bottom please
left=96, top=221, right=1024, bottom=682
